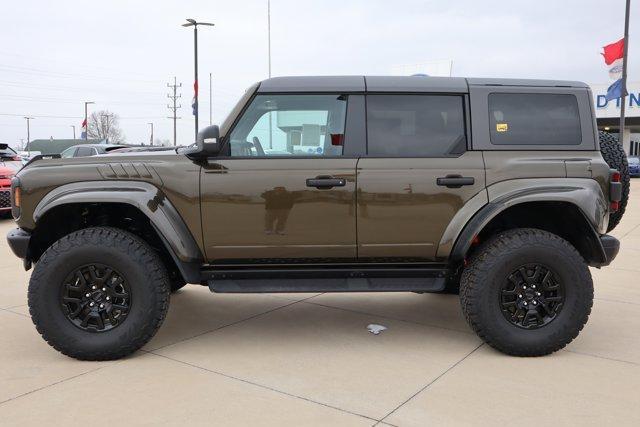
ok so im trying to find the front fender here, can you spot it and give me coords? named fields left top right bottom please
left=33, top=181, right=202, bottom=264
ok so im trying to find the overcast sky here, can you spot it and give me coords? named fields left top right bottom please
left=0, top=0, right=637, bottom=148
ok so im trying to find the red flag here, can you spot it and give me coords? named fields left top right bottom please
left=602, top=38, right=625, bottom=65
left=81, top=118, right=87, bottom=128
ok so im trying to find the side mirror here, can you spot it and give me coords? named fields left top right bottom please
left=196, top=125, right=222, bottom=156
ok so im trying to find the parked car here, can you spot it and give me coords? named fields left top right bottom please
left=60, top=144, right=127, bottom=158
left=18, top=151, right=42, bottom=165
left=0, top=143, right=22, bottom=161
left=6, top=76, right=628, bottom=360
left=0, top=147, right=22, bottom=218
left=629, top=156, right=640, bottom=177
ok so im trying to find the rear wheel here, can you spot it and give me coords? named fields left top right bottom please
left=28, top=227, right=170, bottom=360
left=599, top=131, right=630, bottom=231
left=460, top=228, right=592, bottom=356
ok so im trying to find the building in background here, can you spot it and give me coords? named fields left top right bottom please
left=590, top=82, right=639, bottom=155
left=391, top=60, right=453, bottom=77
left=26, top=139, right=106, bottom=155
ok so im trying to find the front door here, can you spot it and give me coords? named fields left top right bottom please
left=357, top=93, right=486, bottom=261
left=201, top=93, right=358, bottom=263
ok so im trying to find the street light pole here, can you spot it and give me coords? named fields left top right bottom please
left=24, top=116, right=33, bottom=156
left=182, top=19, right=214, bottom=140
left=71, top=125, right=76, bottom=139
left=267, top=0, right=272, bottom=78
left=148, top=122, right=154, bottom=146
left=84, top=101, right=95, bottom=140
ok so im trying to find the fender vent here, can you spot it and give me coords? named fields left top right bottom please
left=97, top=163, right=157, bottom=181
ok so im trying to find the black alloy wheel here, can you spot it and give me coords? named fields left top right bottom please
left=60, top=264, right=131, bottom=332
left=499, top=263, right=565, bottom=329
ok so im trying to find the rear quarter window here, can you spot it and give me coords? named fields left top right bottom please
left=488, top=93, right=581, bottom=145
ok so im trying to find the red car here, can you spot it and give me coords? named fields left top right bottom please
left=0, top=143, right=22, bottom=218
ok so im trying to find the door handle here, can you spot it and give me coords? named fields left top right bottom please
left=436, top=174, right=475, bottom=188
left=306, top=175, right=346, bottom=189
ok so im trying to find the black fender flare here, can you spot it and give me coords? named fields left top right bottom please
left=448, top=182, right=609, bottom=267
left=33, top=181, right=202, bottom=283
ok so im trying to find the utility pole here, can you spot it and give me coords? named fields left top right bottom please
left=70, top=125, right=76, bottom=139
left=182, top=19, right=215, bottom=140
left=167, top=76, right=182, bottom=146
left=267, top=0, right=272, bottom=78
left=209, top=72, right=213, bottom=125
left=619, top=0, right=631, bottom=152
left=148, top=122, right=154, bottom=146
left=24, top=116, right=33, bottom=156
left=267, top=0, right=273, bottom=149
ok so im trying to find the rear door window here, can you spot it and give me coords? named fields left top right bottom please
left=75, top=147, right=94, bottom=157
left=488, top=93, right=581, bottom=145
left=366, top=95, right=466, bottom=157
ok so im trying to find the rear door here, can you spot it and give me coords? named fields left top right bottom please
left=357, top=93, right=486, bottom=261
left=200, top=93, right=360, bottom=263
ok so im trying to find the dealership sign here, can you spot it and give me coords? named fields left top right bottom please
left=590, top=82, right=640, bottom=118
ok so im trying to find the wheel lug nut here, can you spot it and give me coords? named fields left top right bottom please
left=92, top=286, right=97, bottom=290
left=536, top=292, right=541, bottom=296
left=532, top=285, right=536, bottom=289
left=99, top=304, right=104, bottom=309
left=533, top=301, right=537, bottom=305
left=85, top=293, right=91, bottom=297
left=89, top=302, right=94, bottom=307
left=518, top=294, right=523, bottom=298
left=523, top=286, right=527, bottom=290
left=523, top=301, right=528, bottom=306
left=102, top=288, right=106, bottom=292
left=106, top=296, right=110, bottom=301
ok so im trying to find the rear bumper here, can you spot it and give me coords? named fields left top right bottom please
left=7, top=228, right=31, bottom=260
left=598, top=234, right=620, bottom=267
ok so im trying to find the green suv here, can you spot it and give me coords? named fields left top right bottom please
left=6, top=76, right=628, bottom=360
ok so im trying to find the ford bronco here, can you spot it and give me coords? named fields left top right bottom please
left=6, top=76, right=629, bottom=360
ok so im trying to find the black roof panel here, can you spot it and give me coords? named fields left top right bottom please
left=257, top=76, right=365, bottom=92
left=255, top=76, right=588, bottom=94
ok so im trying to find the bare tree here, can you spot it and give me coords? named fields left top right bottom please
left=87, top=110, right=125, bottom=143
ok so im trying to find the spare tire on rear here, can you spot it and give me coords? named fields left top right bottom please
left=599, top=131, right=630, bottom=232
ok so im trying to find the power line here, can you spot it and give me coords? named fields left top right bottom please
left=0, top=112, right=168, bottom=120
left=0, top=64, right=162, bottom=84
left=167, top=76, right=182, bottom=146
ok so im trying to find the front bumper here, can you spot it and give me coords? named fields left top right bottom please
left=598, top=234, right=620, bottom=267
left=7, top=228, right=31, bottom=260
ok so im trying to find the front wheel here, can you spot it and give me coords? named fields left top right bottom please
left=460, top=228, right=593, bottom=356
left=28, top=227, right=170, bottom=360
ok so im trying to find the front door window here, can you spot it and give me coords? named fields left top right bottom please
left=228, top=94, right=347, bottom=157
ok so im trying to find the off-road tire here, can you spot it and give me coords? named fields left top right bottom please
left=460, top=228, right=593, bottom=356
left=599, top=131, right=630, bottom=232
left=28, top=227, right=170, bottom=360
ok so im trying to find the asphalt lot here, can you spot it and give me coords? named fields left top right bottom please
left=1, top=181, right=640, bottom=426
